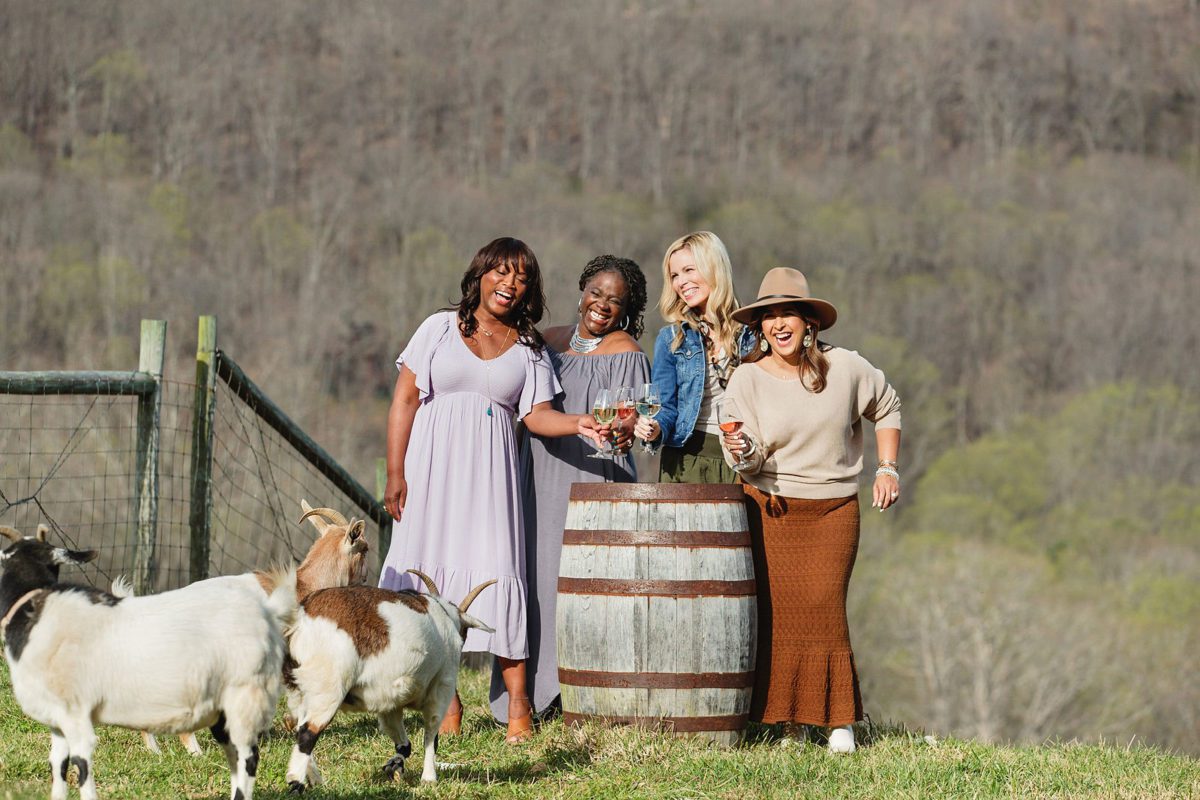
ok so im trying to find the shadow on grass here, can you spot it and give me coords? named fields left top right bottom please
left=742, top=715, right=915, bottom=750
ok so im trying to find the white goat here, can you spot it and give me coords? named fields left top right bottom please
left=280, top=569, right=495, bottom=788
left=128, top=499, right=370, bottom=756
left=0, top=524, right=296, bottom=800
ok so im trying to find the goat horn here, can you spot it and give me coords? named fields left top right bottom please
left=458, top=579, right=497, bottom=615
left=0, top=525, right=22, bottom=542
left=297, top=507, right=349, bottom=527
left=405, top=569, right=440, bottom=596
left=35, top=524, right=49, bottom=542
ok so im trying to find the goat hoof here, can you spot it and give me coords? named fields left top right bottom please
left=287, top=779, right=306, bottom=794
left=383, top=756, right=406, bottom=781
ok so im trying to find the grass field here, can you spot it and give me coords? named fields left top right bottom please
left=1, top=661, right=1196, bottom=800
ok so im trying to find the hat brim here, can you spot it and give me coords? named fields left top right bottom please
left=732, top=296, right=838, bottom=331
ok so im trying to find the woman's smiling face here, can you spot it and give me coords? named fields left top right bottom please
left=668, top=247, right=711, bottom=314
left=760, top=304, right=810, bottom=361
left=578, top=271, right=630, bottom=337
left=479, top=260, right=529, bottom=320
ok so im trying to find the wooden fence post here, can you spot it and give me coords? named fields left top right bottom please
left=189, top=316, right=217, bottom=583
left=375, top=457, right=391, bottom=559
left=133, top=319, right=166, bottom=594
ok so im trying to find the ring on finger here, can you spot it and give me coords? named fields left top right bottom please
left=890, top=491, right=899, bottom=498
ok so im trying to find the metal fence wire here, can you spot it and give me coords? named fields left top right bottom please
left=1, top=370, right=385, bottom=593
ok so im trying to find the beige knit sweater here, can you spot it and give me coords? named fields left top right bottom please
left=722, top=346, right=902, bottom=499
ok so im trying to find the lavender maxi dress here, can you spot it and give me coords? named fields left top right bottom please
left=379, top=311, right=561, bottom=657
left=490, top=349, right=650, bottom=721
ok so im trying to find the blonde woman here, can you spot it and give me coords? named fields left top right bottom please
left=636, top=231, right=754, bottom=482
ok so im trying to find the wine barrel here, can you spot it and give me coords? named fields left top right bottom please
left=556, top=482, right=756, bottom=746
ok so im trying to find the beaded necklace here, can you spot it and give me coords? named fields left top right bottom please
left=569, top=324, right=607, bottom=354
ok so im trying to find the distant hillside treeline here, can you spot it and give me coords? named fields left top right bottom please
left=0, top=1, right=1197, bottom=754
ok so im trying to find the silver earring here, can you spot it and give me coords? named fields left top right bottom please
left=759, top=338, right=769, bottom=353
left=802, top=328, right=813, bottom=349
left=578, top=297, right=584, bottom=313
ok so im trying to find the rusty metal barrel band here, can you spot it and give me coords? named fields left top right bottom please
left=568, top=483, right=747, bottom=502
left=562, top=711, right=749, bottom=732
left=561, top=529, right=751, bottom=547
left=557, top=577, right=757, bottom=597
left=558, top=668, right=755, bottom=689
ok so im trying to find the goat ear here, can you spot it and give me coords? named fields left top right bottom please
left=36, top=524, right=49, bottom=542
left=348, top=520, right=369, bottom=552
left=53, top=548, right=98, bottom=566
left=459, top=611, right=495, bottom=635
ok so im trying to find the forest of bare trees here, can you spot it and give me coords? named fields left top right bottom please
left=1, top=0, right=1197, bottom=754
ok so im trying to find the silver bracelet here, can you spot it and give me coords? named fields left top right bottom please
left=875, top=466, right=899, bottom=480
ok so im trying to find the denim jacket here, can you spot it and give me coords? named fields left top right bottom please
left=651, top=322, right=756, bottom=448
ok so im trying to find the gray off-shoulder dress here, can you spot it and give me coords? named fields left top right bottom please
left=490, top=348, right=650, bottom=721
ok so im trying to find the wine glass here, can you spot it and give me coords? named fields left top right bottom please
left=717, top=397, right=748, bottom=472
left=613, top=387, right=636, bottom=457
left=588, top=388, right=616, bottom=460
left=635, top=382, right=661, bottom=454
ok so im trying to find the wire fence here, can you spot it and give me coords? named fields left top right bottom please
left=1, top=367, right=386, bottom=593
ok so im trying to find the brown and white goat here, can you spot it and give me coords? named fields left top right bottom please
left=134, top=499, right=370, bottom=755
left=281, top=570, right=495, bottom=788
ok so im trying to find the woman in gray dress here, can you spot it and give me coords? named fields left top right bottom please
left=490, top=254, right=651, bottom=735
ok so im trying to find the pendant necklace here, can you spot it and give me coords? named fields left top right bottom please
left=570, top=324, right=606, bottom=354
left=479, top=322, right=514, bottom=417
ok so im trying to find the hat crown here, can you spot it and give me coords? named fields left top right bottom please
left=755, top=268, right=813, bottom=302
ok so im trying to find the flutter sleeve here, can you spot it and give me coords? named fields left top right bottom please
left=518, top=345, right=563, bottom=420
left=395, top=312, right=453, bottom=401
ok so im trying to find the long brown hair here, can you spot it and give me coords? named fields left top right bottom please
left=452, top=237, right=546, bottom=350
left=744, top=306, right=830, bottom=393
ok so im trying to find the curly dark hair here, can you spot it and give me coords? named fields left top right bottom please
left=453, top=237, right=546, bottom=350
left=577, top=254, right=648, bottom=339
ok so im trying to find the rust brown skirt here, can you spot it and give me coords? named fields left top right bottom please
left=744, top=484, right=862, bottom=726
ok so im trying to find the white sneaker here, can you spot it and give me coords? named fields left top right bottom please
left=828, top=726, right=856, bottom=753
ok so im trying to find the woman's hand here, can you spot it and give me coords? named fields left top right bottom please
left=722, top=428, right=750, bottom=455
left=871, top=473, right=899, bottom=511
left=634, top=416, right=660, bottom=444
left=384, top=475, right=408, bottom=521
left=577, top=415, right=606, bottom=446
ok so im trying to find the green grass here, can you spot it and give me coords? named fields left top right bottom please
left=1, top=662, right=1196, bottom=799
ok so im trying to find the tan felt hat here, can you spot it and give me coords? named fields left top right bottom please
left=732, top=268, right=838, bottom=331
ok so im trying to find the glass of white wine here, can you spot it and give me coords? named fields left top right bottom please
left=717, top=397, right=748, bottom=472
left=588, top=388, right=617, bottom=460
left=636, top=382, right=661, bottom=454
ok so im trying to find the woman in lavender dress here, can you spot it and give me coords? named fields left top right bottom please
left=380, top=238, right=604, bottom=744
left=490, top=255, right=651, bottom=724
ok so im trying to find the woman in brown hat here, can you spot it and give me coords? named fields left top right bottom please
left=720, top=267, right=902, bottom=753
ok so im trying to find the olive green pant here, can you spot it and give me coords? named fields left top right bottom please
left=658, top=430, right=739, bottom=484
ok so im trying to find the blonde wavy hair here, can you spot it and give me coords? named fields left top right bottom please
left=657, top=231, right=742, bottom=356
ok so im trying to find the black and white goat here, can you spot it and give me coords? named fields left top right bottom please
left=0, top=524, right=296, bottom=800
left=129, top=499, right=371, bottom=755
left=280, top=570, right=495, bottom=789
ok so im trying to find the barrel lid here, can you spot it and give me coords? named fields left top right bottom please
left=568, top=483, right=747, bottom=502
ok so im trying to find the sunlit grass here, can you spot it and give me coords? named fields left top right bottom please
left=1, top=662, right=1196, bottom=799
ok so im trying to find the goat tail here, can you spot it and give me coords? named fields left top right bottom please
left=262, top=566, right=300, bottom=630
left=110, top=575, right=136, bottom=598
